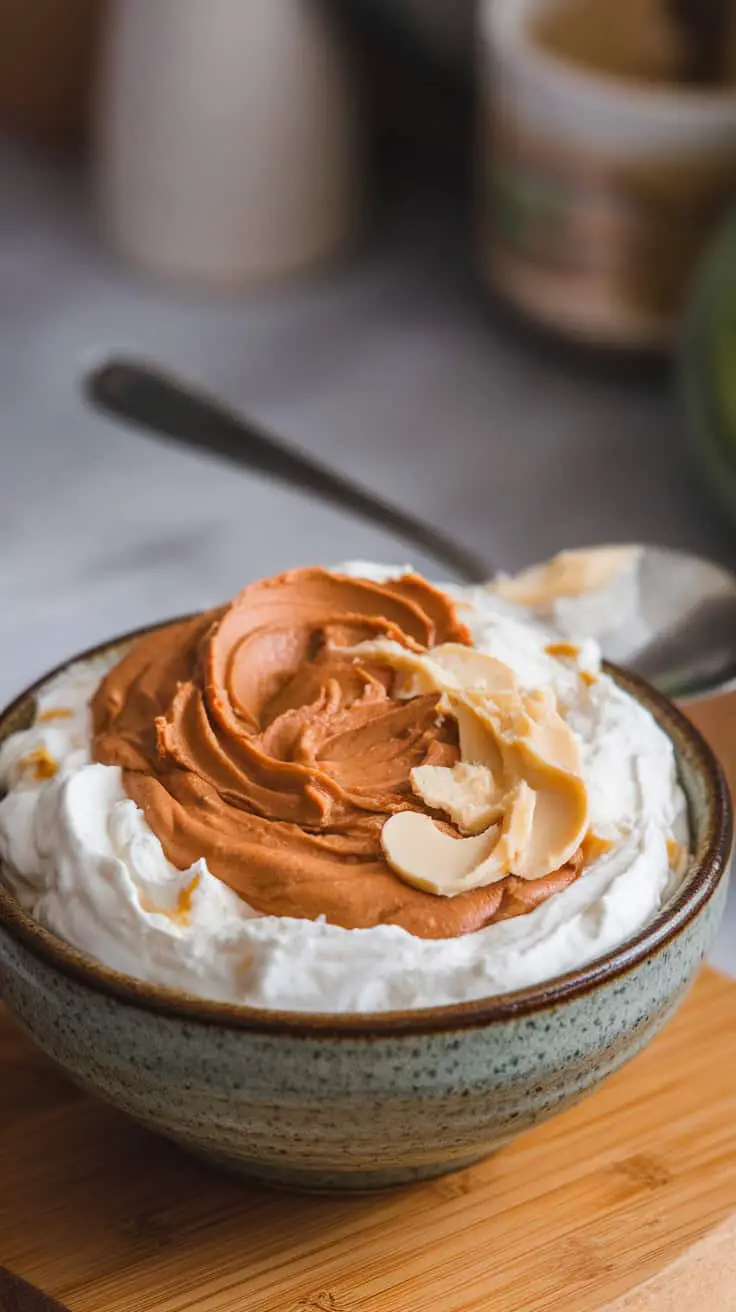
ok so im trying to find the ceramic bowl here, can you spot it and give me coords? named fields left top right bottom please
left=0, top=632, right=731, bottom=1191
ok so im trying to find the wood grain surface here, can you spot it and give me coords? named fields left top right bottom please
left=685, top=691, right=736, bottom=799
left=0, top=970, right=735, bottom=1312
left=0, top=1267, right=71, bottom=1312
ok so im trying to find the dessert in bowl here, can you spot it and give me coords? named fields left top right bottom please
left=0, top=560, right=730, bottom=1189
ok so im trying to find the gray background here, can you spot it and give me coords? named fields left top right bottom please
left=1, top=142, right=733, bottom=973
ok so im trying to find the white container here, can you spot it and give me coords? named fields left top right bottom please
left=95, top=0, right=363, bottom=286
left=478, top=0, right=736, bottom=351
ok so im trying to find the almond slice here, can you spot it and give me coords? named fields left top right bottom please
left=383, top=680, right=588, bottom=893
left=352, top=632, right=590, bottom=898
left=338, top=640, right=519, bottom=701
left=411, top=762, right=505, bottom=835
left=489, top=545, right=641, bottom=606
left=381, top=782, right=535, bottom=897
left=428, top=645, right=518, bottom=694
left=470, top=694, right=587, bottom=878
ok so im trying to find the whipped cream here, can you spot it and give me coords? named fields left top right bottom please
left=0, top=565, right=688, bottom=1012
left=488, top=545, right=651, bottom=663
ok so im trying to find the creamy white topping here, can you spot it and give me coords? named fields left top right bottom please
left=487, top=545, right=651, bottom=663
left=0, top=566, right=688, bottom=1012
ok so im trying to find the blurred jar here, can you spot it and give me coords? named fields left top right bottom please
left=94, top=0, right=364, bottom=286
left=478, top=0, right=736, bottom=352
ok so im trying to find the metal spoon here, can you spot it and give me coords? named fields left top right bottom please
left=86, top=359, right=489, bottom=585
left=84, top=359, right=736, bottom=703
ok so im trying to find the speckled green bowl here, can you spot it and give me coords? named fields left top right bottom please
left=0, top=630, right=731, bottom=1191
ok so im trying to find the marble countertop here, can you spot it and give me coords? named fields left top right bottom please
left=1, top=142, right=733, bottom=975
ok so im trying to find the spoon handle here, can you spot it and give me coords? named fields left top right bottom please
left=85, top=360, right=493, bottom=585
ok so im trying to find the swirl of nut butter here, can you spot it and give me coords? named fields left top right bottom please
left=92, top=569, right=585, bottom=939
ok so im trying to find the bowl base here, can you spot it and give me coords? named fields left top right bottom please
left=180, top=1140, right=494, bottom=1194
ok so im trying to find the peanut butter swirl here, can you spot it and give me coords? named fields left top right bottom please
left=92, top=569, right=582, bottom=939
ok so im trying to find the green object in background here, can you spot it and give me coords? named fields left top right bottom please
left=682, top=212, right=736, bottom=524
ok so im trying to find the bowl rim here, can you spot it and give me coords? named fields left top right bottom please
left=0, top=618, right=732, bottom=1038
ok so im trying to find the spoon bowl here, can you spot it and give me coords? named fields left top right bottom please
left=601, top=544, right=736, bottom=702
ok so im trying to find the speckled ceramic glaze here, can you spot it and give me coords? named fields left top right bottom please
left=0, top=630, right=731, bottom=1191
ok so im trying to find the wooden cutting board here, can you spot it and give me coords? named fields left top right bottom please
left=1, top=968, right=735, bottom=1312
left=686, top=691, right=736, bottom=795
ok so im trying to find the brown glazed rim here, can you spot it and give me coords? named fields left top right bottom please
left=0, top=617, right=732, bottom=1038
